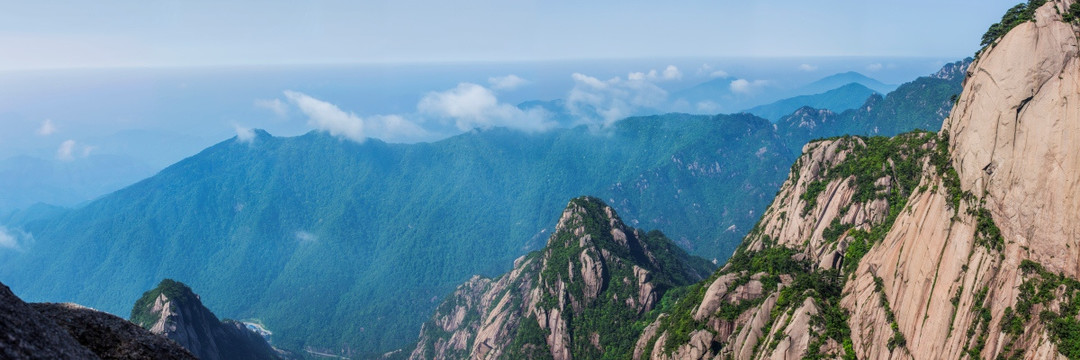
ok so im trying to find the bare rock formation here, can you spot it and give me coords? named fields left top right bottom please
left=642, top=1, right=1080, bottom=359
left=408, top=196, right=714, bottom=360
left=130, top=279, right=285, bottom=360
left=31, top=302, right=197, bottom=360
left=0, top=281, right=195, bottom=360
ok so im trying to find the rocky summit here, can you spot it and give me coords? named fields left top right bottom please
left=408, top=196, right=715, bottom=359
left=130, top=279, right=286, bottom=360
left=0, top=281, right=195, bottom=360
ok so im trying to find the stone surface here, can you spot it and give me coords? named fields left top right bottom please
left=132, top=280, right=283, bottom=360
left=32, top=303, right=197, bottom=360
left=0, top=282, right=101, bottom=360
left=409, top=197, right=710, bottom=359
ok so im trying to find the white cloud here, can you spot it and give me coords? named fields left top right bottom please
left=730, top=79, right=750, bottom=93
left=56, top=140, right=76, bottom=161
left=418, top=83, right=554, bottom=132
left=488, top=74, right=529, bottom=91
left=56, top=139, right=95, bottom=161
left=697, top=64, right=728, bottom=78
left=37, top=119, right=56, bottom=136
left=295, top=230, right=317, bottom=243
left=729, top=79, right=770, bottom=94
left=254, top=98, right=288, bottom=117
left=696, top=101, right=722, bottom=113
left=283, top=90, right=431, bottom=143
left=566, top=72, right=667, bottom=128
left=80, top=145, right=95, bottom=158
left=798, top=64, right=818, bottom=72
left=662, top=65, right=682, bottom=80
left=866, top=63, right=884, bottom=72
left=0, top=226, right=30, bottom=251
left=234, top=125, right=256, bottom=143
left=627, top=65, right=681, bottom=82
left=0, top=228, right=17, bottom=250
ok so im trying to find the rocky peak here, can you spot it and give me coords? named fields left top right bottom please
left=633, top=130, right=939, bottom=360
left=0, top=280, right=195, bottom=360
left=931, top=58, right=974, bottom=81
left=409, top=196, right=713, bottom=360
left=130, top=279, right=284, bottom=360
left=949, top=0, right=1080, bottom=278
left=781, top=107, right=837, bottom=131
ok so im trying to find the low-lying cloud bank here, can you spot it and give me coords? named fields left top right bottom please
left=566, top=65, right=685, bottom=128
left=419, top=83, right=554, bottom=133
left=263, top=65, right=699, bottom=143
left=283, top=90, right=432, bottom=143
left=0, top=226, right=31, bottom=251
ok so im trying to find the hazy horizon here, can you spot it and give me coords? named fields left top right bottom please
left=1, top=1, right=1019, bottom=71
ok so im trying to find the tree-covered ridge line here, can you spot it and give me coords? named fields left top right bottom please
left=1, top=113, right=790, bottom=357
left=0, top=59, right=969, bottom=357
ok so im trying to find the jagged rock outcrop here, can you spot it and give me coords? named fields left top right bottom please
left=634, top=132, right=938, bottom=359
left=0, top=281, right=195, bottom=360
left=950, top=0, right=1080, bottom=279
left=640, top=1, right=1080, bottom=359
left=842, top=1, right=1080, bottom=358
left=30, top=303, right=198, bottom=360
left=130, top=279, right=284, bottom=360
left=408, top=196, right=715, bottom=360
left=1, top=281, right=101, bottom=360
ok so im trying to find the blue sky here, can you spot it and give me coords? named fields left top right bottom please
left=0, top=0, right=1021, bottom=70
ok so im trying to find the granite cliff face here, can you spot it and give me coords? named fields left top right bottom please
left=0, top=281, right=195, bottom=360
left=130, top=279, right=284, bottom=360
left=401, top=2, right=1080, bottom=359
left=633, top=132, right=940, bottom=359
left=640, top=1, right=1080, bottom=359
left=408, top=196, right=715, bottom=360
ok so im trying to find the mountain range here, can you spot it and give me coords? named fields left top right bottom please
left=0, top=114, right=792, bottom=356
left=743, top=82, right=878, bottom=122
left=0, top=57, right=967, bottom=357
left=404, top=1, right=1080, bottom=358
left=669, top=71, right=897, bottom=115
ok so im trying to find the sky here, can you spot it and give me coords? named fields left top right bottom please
left=0, top=0, right=1023, bottom=71
left=0, top=0, right=1030, bottom=212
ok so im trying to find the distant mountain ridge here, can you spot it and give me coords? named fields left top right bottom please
left=0, top=60, right=969, bottom=357
left=796, top=71, right=897, bottom=95
left=669, top=71, right=894, bottom=114
left=0, top=113, right=793, bottom=357
left=743, top=82, right=878, bottom=122
left=776, top=58, right=972, bottom=148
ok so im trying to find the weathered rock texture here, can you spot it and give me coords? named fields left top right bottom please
left=847, top=1, right=1080, bottom=358
left=0, top=281, right=194, bottom=360
left=950, top=0, right=1080, bottom=278
left=0, top=282, right=101, bottom=360
left=642, top=1, right=1080, bottom=359
left=31, top=302, right=197, bottom=360
left=634, top=131, right=937, bottom=359
left=408, top=196, right=714, bottom=360
left=407, top=2, right=1080, bottom=359
left=130, top=279, right=284, bottom=360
